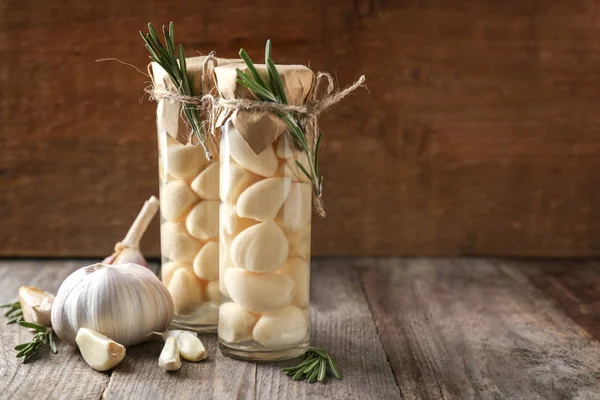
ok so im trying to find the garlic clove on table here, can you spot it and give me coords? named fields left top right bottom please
left=159, top=336, right=182, bottom=372
left=76, top=328, right=126, bottom=372
left=159, top=330, right=207, bottom=362
left=18, top=286, right=54, bottom=327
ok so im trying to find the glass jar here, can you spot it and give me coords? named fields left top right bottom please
left=156, top=128, right=220, bottom=332
left=217, top=119, right=312, bottom=360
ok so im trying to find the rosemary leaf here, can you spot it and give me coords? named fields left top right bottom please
left=282, top=347, right=342, bottom=384
left=19, top=321, right=46, bottom=332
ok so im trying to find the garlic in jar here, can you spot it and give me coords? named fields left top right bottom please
left=51, top=263, right=174, bottom=347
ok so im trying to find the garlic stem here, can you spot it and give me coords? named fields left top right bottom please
left=75, top=328, right=126, bottom=372
left=18, top=286, right=54, bottom=327
left=120, top=196, right=160, bottom=249
left=159, top=336, right=182, bottom=371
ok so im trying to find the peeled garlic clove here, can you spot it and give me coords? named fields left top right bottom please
left=161, top=222, right=202, bottom=262
left=276, top=258, right=310, bottom=308
left=190, top=162, right=219, bottom=200
left=159, top=336, right=182, bottom=372
left=186, top=201, right=219, bottom=240
left=161, top=261, right=193, bottom=288
left=163, top=330, right=207, bottom=362
left=168, top=269, right=204, bottom=316
left=166, top=142, right=208, bottom=179
left=252, top=305, right=308, bottom=348
left=218, top=302, right=258, bottom=343
left=288, top=223, right=311, bottom=257
left=227, top=124, right=278, bottom=177
left=52, top=263, right=174, bottom=347
left=224, top=268, right=295, bottom=313
left=237, top=177, right=292, bottom=221
left=275, top=134, right=294, bottom=159
left=205, top=281, right=220, bottom=304
left=220, top=162, right=261, bottom=203
left=219, top=234, right=235, bottom=297
left=162, top=181, right=199, bottom=221
left=230, top=221, right=289, bottom=273
left=18, top=286, right=54, bottom=327
left=193, top=241, right=219, bottom=281
left=276, top=182, right=312, bottom=233
left=76, top=328, right=126, bottom=372
left=220, top=203, right=256, bottom=236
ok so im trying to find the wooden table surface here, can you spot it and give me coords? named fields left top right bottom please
left=1, top=258, right=600, bottom=399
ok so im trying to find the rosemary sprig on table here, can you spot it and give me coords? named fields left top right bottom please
left=1, top=301, right=23, bottom=324
left=14, top=321, right=57, bottom=363
left=282, top=347, right=343, bottom=383
left=236, top=40, right=324, bottom=196
left=3, top=301, right=58, bottom=362
left=140, top=22, right=209, bottom=156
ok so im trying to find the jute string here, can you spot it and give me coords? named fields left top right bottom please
left=147, top=68, right=366, bottom=217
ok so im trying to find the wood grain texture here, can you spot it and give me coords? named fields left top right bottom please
left=3, top=1, right=600, bottom=257
left=360, top=258, right=600, bottom=399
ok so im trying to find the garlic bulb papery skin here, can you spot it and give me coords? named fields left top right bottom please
left=18, top=286, right=54, bottom=327
left=51, top=263, right=174, bottom=347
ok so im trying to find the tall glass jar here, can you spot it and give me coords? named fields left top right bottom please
left=218, top=119, right=312, bottom=360
left=157, top=130, right=220, bottom=332
left=152, top=57, right=222, bottom=332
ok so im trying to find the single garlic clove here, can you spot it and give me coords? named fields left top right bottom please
left=190, top=162, right=219, bottom=200
left=161, top=261, right=194, bottom=288
left=161, top=222, right=202, bottom=262
left=186, top=201, right=219, bottom=240
left=159, top=336, right=182, bottom=372
left=161, top=181, right=199, bottom=221
left=275, top=134, right=294, bottom=159
left=220, top=203, right=257, bottom=236
left=168, top=269, right=204, bottom=316
left=276, top=257, right=311, bottom=308
left=18, top=286, right=54, bottom=327
left=220, top=162, right=261, bottom=204
left=75, top=328, right=126, bottom=372
left=218, top=302, right=258, bottom=343
left=166, top=142, right=209, bottom=179
left=252, top=305, right=308, bottom=349
left=193, top=241, right=219, bottom=281
left=287, top=223, right=311, bottom=257
left=205, top=281, right=220, bottom=304
left=237, top=177, right=292, bottom=221
left=224, top=268, right=295, bottom=314
left=230, top=221, right=289, bottom=273
left=163, top=330, right=207, bottom=362
left=227, top=123, right=278, bottom=177
left=219, top=233, right=235, bottom=298
left=276, top=182, right=312, bottom=233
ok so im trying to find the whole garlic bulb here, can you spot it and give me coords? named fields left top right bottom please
left=51, top=263, right=174, bottom=347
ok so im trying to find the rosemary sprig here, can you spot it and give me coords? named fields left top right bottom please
left=140, top=22, right=209, bottom=157
left=282, top=347, right=343, bottom=383
left=15, top=321, right=57, bottom=363
left=236, top=40, right=324, bottom=197
left=1, top=301, right=23, bottom=324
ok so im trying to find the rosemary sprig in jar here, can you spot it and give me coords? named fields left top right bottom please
left=140, top=22, right=211, bottom=159
left=282, top=347, right=343, bottom=383
left=236, top=40, right=325, bottom=198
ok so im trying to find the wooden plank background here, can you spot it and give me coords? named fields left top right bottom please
left=2, top=0, right=600, bottom=257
